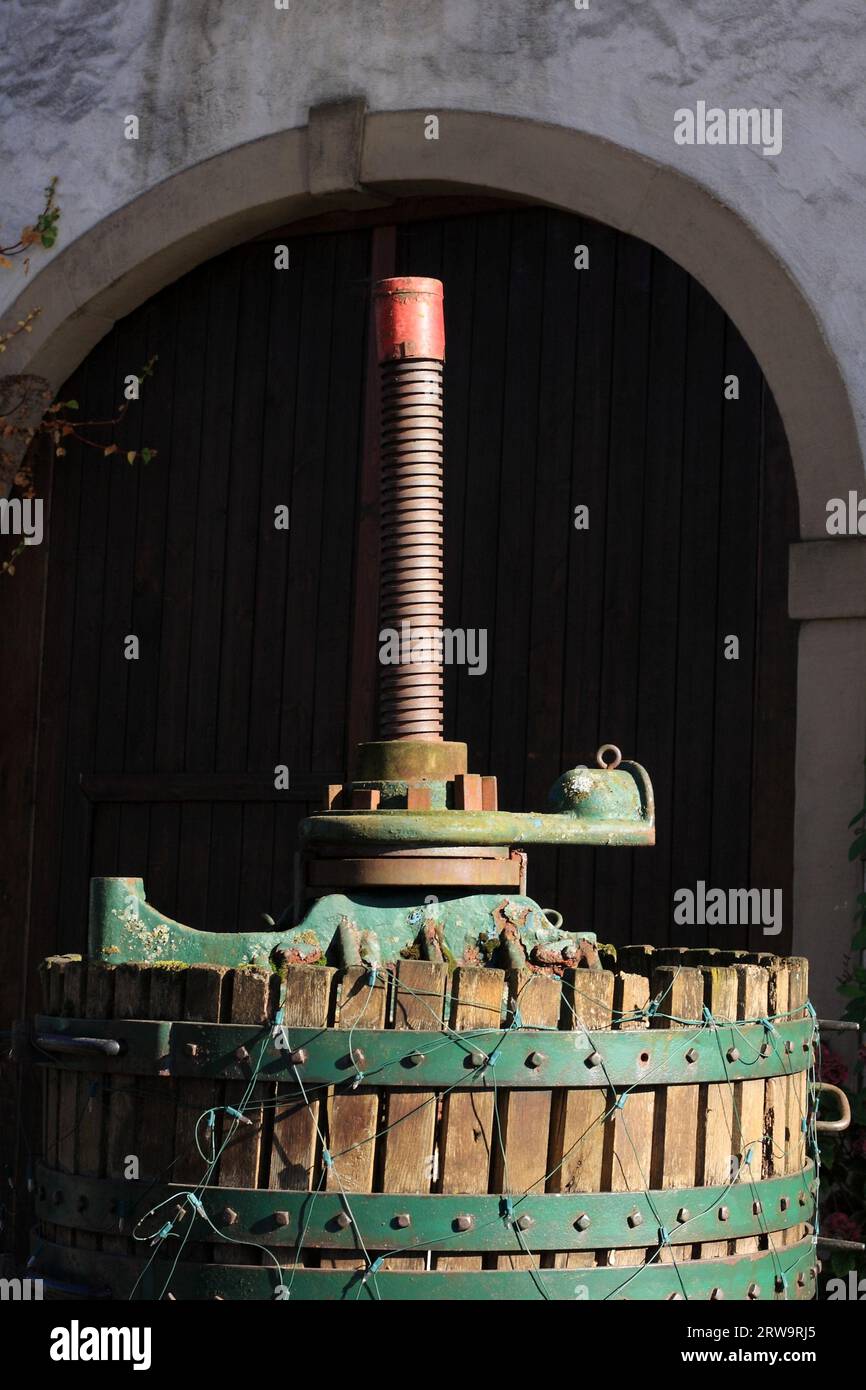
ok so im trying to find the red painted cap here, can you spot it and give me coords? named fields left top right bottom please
left=373, top=277, right=445, bottom=363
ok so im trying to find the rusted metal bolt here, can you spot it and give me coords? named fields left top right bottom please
left=394, top=1212, right=412, bottom=1229
left=667, top=1291, right=684, bottom=1300
left=780, top=1196, right=790, bottom=1212
left=747, top=1282, right=760, bottom=1300
left=406, top=1050, right=425, bottom=1067
left=185, top=1042, right=200, bottom=1058
left=798, top=1190, right=808, bottom=1207
left=585, top=1050, right=603, bottom=1069
left=454, top=1213, right=474, bottom=1232
left=220, top=1207, right=239, bottom=1227
left=466, top=1051, right=486, bottom=1068
left=515, top=1214, right=534, bottom=1232
left=710, top=1287, right=724, bottom=1300
left=775, top=1274, right=786, bottom=1292
left=627, top=1209, right=643, bottom=1229
left=726, top=1046, right=740, bottom=1063
left=677, top=1207, right=690, bottom=1223
left=575, top=1213, right=591, bottom=1232
left=784, top=1039, right=794, bottom=1054
left=350, top=1048, right=366, bottom=1069
left=752, top=1199, right=763, bottom=1216
left=274, top=1210, right=291, bottom=1228
left=335, top=1211, right=352, bottom=1230
left=235, top=1046, right=250, bottom=1063
left=288, top=1048, right=308, bottom=1066
left=759, top=1042, right=772, bottom=1058
left=718, top=1205, right=729, bottom=1222
left=684, top=1047, right=698, bottom=1064
left=526, top=1051, right=546, bottom=1068
left=796, top=1271, right=806, bottom=1289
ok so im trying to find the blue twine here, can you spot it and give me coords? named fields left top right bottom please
left=658, top=1226, right=671, bottom=1245
left=487, top=1049, right=502, bottom=1068
left=501, top=1196, right=515, bottom=1222
left=322, top=1148, right=333, bottom=1168
left=614, top=1094, right=627, bottom=1110
left=186, top=1193, right=205, bottom=1215
left=226, top=1106, right=245, bottom=1121
left=363, top=1255, right=384, bottom=1281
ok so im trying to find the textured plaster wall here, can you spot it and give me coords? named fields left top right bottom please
left=1, top=0, right=865, bottom=459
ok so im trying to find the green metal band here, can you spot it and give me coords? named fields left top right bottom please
left=32, top=1236, right=816, bottom=1301
left=23, top=1014, right=814, bottom=1086
left=35, top=1162, right=815, bottom=1251
left=301, top=808, right=655, bottom=848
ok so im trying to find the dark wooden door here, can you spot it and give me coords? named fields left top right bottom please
left=2, top=201, right=799, bottom=1028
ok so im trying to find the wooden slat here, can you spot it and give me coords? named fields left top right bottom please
left=320, top=966, right=388, bottom=1271
left=604, top=971, right=654, bottom=1268
left=214, top=967, right=275, bottom=1265
left=103, top=964, right=150, bottom=1255
left=493, top=970, right=562, bottom=1271
left=75, top=963, right=115, bottom=1253
left=697, top=965, right=738, bottom=1259
left=267, top=965, right=335, bottom=1268
left=40, top=957, right=66, bottom=1245
left=548, top=968, right=614, bottom=1269
left=783, top=957, right=809, bottom=1247
left=764, top=961, right=790, bottom=1180
left=650, top=966, right=703, bottom=1263
left=434, top=965, right=504, bottom=1271
left=733, top=964, right=769, bottom=1254
left=379, top=959, right=447, bottom=1271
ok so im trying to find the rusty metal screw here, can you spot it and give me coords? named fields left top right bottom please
left=394, top=1213, right=412, bottom=1229
left=710, top=1287, right=725, bottom=1300
left=798, top=1190, right=809, bottom=1207
left=220, top=1207, right=238, bottom=1227
left=747, top=1283, right=760, bottom=1300
left=585, top=1050, right=603, bottom=1068
left=575, top=1213, right=591, bottom=1232
left=785, top=1039, right=794, bottom=1054
left=685, top=1047, right=698, bottom=1064
left=796, top=1272, right=806, bottom=1289
left=726, top=1046, right=740, bottom=1062
left=718, top=1205, right=729, bottom=1222
left=526, top=1051, right=546, bottom=1068
left=350, top=1048, right=366, bottom=1069
left=185, top=1042, right=199, bottom=1058
left=515, top=1214, right=534, bottom=1232
left=406, top=1050, right=425, bottom=1067
left=627, top=1209, right=643, bottom=1229
left=235, top=1046, right=250, bottom=1063
left=668, top=1292, right=684, bottom=1301
left=466, top=1050, right=486, bottom=1068
left=335, top=1211, right=352, bottom=1230
left=288, top=1047, right=308, bottom=1066
left=677, top=1207, right=690, bottom=1223
left=274, top=1210, right=291, bottom=1228
left=752, top=1199, right=763, bottom=1216
left=759, top=1042, right=772, bottom=1058
left=454, top=1213, right=474, bottom=1232
left=780, top=1196, right=790, bottom=1212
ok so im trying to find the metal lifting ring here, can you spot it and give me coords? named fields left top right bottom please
left=596, top=744, right=622, bottom=770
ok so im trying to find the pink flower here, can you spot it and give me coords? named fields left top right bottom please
left=819, top=1049, right=849, bottom=1087
left=823, top=1211, right=862, bottom=1243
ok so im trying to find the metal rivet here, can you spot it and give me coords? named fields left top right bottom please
left=752, top=1199, right=763, bottom=1216
left=798, top=1190, right=808, bottom=1207
left=627, top=1209, right=643, bottom=1229
left=784, top=1039, right=794, bottom=1054
left=235, top=1046, right=250, bottom=1063
left=185, top=1042, right=199, bottom=1057
left=796, top=1272, right=806, bottom=1289
left=802, top=1040, right=810, bottom=1052
left=747, top=1282, right=760, bottom=1299
left=515, top=1214, right=534, bottom=1232
left=759, top=1042, right=772, bottom=1058
left=454, top=1213, right=474, bottom=1232
left=684, top=1047, right=698, bottom=1064
left=407, top=1050, right=425, bottom=1067
left=585, top=1050, right=602, bottom=1068
left=677, top=1207, right=690, bottom=1223
left=575, top=1213, right=591, bottom=1232
left=668, top=1291, right=684, bottom=1300
left=350, top=1048, right=366, bottom=1068
left=775, top=1275, right=786, bottom=1292
left=710, top=1287, right=724, bottom=1301
left=288, top=1048, right=308, bottom=1066
left=274, top=1210, right=291, bottom=1228
left=780, top=1196, right=790, bottom=1212
left=221, top=1207, right=238, bottom=1226
left=335, top=1211, right=351, bottom=1230
left=394, top=1213, right=412, bottom=1229
left=526, top=1051, right=546, bottom=1068
left=466, top=1051, right=486, bottom=1068
left=726, top=1047, right=740, bottom=1062
left=718, top=1205, right=729, bottom=1222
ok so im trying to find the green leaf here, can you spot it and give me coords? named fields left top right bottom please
left=41, top=231, right=57, bottom=248
left=64, top=399, right=78, bottom=410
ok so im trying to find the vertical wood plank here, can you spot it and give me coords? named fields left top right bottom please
left=75, top=963, right=115, bottom=1253
left=604, top=972, right=654, bottom=1268
left=493, top=970, right=562, bottom=1271
left=650, top=966, right=703, bottom=1262
left=697, top=965, right=738, bottom=1259
left=733, top=964, right=769, bottom=1254
left=764, top=961, right=790, bottom=1180
left=434, top=965, right=504, bottom=1271
left=379, top=959, right=447, bottom=1271
left=783, top=957, right=809, bottom=1247
left=103, top=964, right=150, bottom=1256
left=548, top=968, right=614, bottom=1269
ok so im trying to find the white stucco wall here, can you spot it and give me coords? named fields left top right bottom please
left=1, top=0, right=865, bottom=461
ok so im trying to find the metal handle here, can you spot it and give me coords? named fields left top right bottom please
left=815, top=1081, right=851, bottom=1132
left=35, top=1033, right=122, bottom=1058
